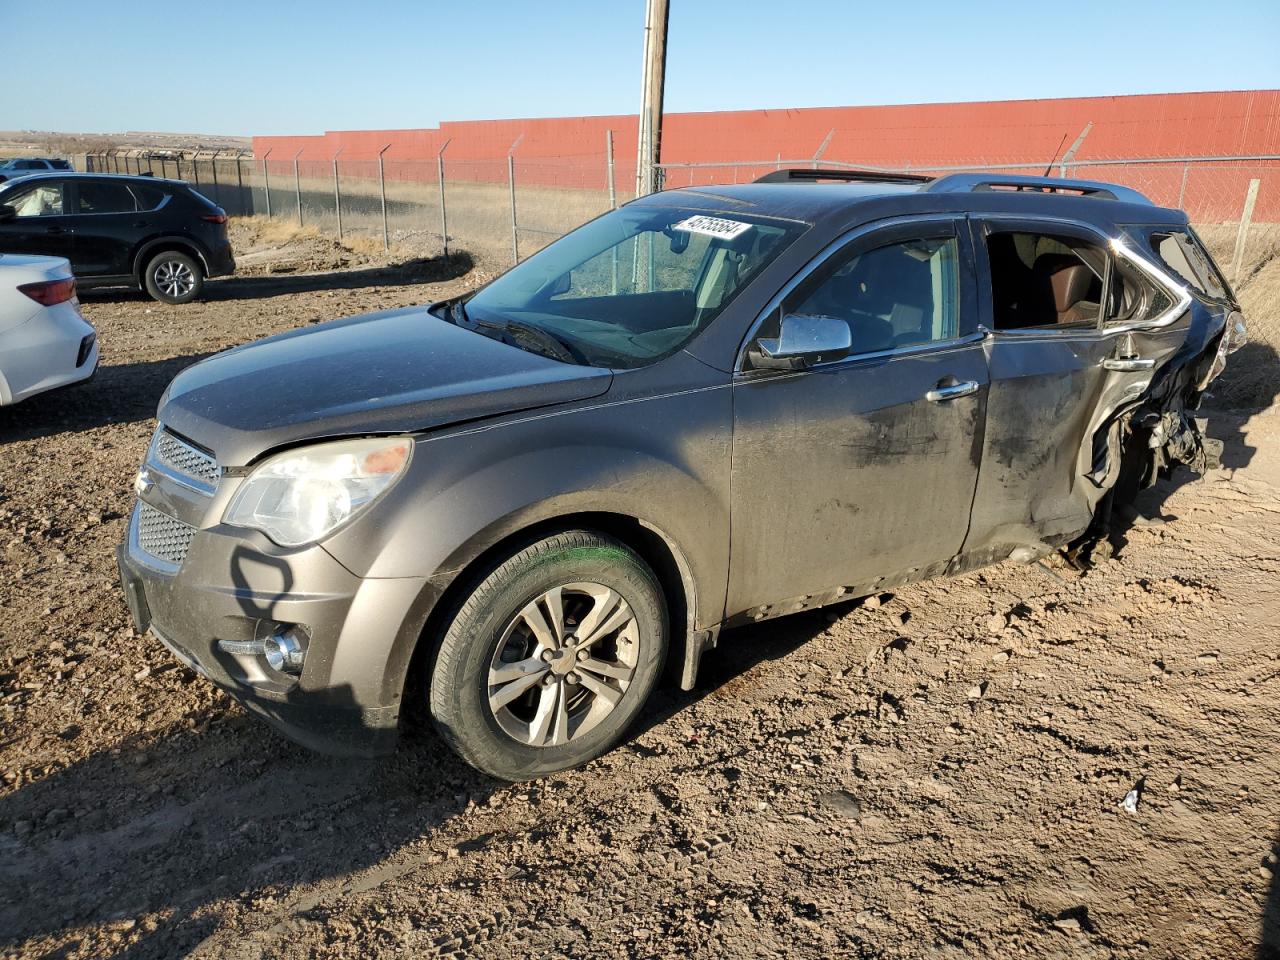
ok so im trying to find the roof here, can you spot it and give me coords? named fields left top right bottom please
left=0, top=171, right=187, bottom=188
left=636, top=180, right=926, bottom=222
left=643, top=170, right=1184, bottom=228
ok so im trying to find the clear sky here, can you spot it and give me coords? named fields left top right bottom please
left=5, top=0, right=1279, bottom=136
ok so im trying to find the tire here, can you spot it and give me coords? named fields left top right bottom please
left=143, top=250, right=203, bottom=304
left=429, top=530, right=668, bottom=781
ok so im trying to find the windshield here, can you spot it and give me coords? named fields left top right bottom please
left=462, top=204, right=806, bottom=368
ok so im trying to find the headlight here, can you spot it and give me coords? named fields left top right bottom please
left=224, top=437, right=412, bottom=547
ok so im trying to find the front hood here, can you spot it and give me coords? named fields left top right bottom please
left=159, top=305, right=613, bottom=466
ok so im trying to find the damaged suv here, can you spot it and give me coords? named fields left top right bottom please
left=117, top=169, right=1246, bottom=780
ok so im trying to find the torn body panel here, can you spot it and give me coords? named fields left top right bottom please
left=959, top=215, right=1233, bottom=569
left=1065, top=303, right=1231, bottom=561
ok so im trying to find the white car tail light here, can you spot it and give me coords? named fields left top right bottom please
left=18, top=277, right=76, bottom=306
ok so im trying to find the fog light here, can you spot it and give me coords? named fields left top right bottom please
left=264, top=627, right=308, bottom=675
left=216, top=625, right=310, bottom=675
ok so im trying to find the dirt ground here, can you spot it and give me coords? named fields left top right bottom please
left=1, top=227, right=1278, bottom=959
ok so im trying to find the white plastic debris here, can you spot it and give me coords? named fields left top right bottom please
left=1119, top=788, right=1140, bottom=814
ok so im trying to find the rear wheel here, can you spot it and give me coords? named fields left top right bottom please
left=143, top=251, right=203, bottom=304
left=429, top=530, right=668, bottom=780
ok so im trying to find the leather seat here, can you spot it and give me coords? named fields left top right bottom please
left=1031, top=254, right=1101, bottom=325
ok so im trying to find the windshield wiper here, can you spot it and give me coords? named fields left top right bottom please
left=451, top=297, right=582, bottom=363
left=500, top=319, right=582, bottom=364
left=465, top=312, right=581, bottom=364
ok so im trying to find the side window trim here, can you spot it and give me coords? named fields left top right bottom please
left=1105, top=237, right=1192, bottom=333
left=734, top=214, right=975, bottom=373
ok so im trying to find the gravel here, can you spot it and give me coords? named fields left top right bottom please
left=1, top=242, right=1279, bottom=958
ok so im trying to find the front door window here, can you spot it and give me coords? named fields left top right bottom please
left=787, top=236, right=961, bottom=354
left=9, top=183, right=64, bottom=217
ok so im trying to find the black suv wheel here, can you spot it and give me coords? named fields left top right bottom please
left=429, top=530, right=668, bottom=781
left=144, top=251, right=203, bottom=304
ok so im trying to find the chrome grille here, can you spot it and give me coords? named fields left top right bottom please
left=152, top=430, right=220, bottom=489
left=136, top=503, right=197, bottom=567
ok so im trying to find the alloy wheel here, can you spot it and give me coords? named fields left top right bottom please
left=154, top=259, right=195, bottom=298
left=487, top=582, right=639, bottom=747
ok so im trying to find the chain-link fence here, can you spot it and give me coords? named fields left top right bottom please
left=84, top=147, right=626, bottom=267
left=81, top=149, right=1277, bottom=284
left=83, top=151, right=258, bottom=217
left=81, top=147, right=1278, bottom=403
left=656, top=156, right=1279, bottom=275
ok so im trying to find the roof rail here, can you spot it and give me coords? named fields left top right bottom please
left=925, top=173, right=1153, bottom=205
left=754, top=168, right=934, bottom=185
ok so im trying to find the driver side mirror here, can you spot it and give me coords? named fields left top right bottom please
left=0, top=204, right=14, bottom=222
left=748, top=313, right=852, bottom=370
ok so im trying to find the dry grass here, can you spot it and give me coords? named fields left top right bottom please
left=231, top=217, right=388, bottom=257
left=234, top=217, right=325, bottom=247
left=253, top=170, right=615, bottom=265
left=1196, top=221, right=1280, bottom=409
left=228, top=217, right=423, bottom=275
left=1217, top=252, right=1280, bottom=408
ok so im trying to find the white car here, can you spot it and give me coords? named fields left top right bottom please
left=0, top=254, right=98, bottom=406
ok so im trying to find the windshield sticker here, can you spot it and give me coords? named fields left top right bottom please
left=673, top=215, right=754, bottom=241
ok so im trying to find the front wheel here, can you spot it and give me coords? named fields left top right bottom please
left=429, top=531, right=668, bottom=781
left=143, top=251, right=203, bottom=304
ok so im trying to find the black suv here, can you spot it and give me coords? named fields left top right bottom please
left=118, top=169, right=1245, bottom=780
left=0, top=173, right=235, bottom=303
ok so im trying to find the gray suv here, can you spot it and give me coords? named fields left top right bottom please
left=117, top=169, right=1245, bottom=780
left=0, top=157, right=73, bottom=183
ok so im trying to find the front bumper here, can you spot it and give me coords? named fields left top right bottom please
left=116, top=501, right=429, bottom=756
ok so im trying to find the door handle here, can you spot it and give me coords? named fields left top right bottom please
left=925, top=380, right=980, bottom=402
left=1102, top=356, right=1155, bottom=371
left=44, top=226, right=67, bottom=235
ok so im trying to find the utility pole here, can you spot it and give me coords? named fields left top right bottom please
left=634, top=0, right=669, bottom=197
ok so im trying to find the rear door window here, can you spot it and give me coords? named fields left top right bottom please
left=984, top=230, right=1107, bottom=330
left=1102, top=260, right=1171, bottom=327
left=77, top=181, right=138, bottom=214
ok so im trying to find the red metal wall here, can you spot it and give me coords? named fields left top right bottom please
left=253, top=90, right=1280, bottom=216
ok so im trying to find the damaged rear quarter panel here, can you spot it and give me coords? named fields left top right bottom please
left=964, top=298, right=1224, bottom=563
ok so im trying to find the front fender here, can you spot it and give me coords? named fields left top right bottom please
left=321, top=377, right=733, bottom=634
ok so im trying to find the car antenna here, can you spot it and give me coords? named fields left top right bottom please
left=1042, top=132, right=1070, bottom=177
